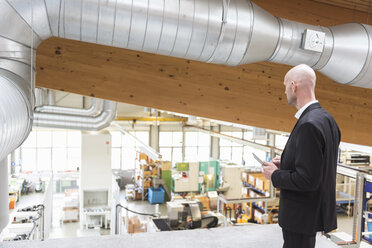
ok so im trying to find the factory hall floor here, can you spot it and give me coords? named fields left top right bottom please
left=5, top=190, right=360, bottom=246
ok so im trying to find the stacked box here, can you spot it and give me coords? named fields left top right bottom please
left=248, top=173, right=262, bottom=186
left=127, top=216, right=147, bottom=234
left=161, top=161, right=172, bottom=171
left=194, top=196, right=210, bottom=211
left=255, top=176, right=270, bottom=192
left=63, top=209, right=79, bottom=221
left=139, top=153, right=148, bottom=162
left=143, top=171, right=152, bottom=177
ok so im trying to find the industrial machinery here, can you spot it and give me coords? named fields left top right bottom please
left=199, top=161, right=220, bottom=192
left=151, top=199, right=219, bottom=231
left=1, top=204, right=45, bottom=242
left=172, top=162, right=199, bottom=192
left=218, top=164, right=244, bottom=199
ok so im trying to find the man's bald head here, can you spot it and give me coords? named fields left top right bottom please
left=285, top=64, right=316, bottom=90
left=283, top=64, right=317, bottom=109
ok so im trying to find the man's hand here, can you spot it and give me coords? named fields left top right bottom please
left=262, top=161, right=278, bottom=180
left=272, top=156, right=281, bottom=169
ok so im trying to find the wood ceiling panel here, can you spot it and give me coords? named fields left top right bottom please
left=36, top=38, right=372, bottom=146
left=314, top=0, right=372, bottom=14
left=254, top=0, right=370, bottom=25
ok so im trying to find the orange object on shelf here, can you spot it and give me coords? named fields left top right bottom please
left=9, top=197, right=15, bottom=210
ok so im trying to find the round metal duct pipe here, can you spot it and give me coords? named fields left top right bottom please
left=1, top=0, right=372, bottom=163
left=35, top=98, right=105, bottom=117
left=34, top=100, right=117, bottom=131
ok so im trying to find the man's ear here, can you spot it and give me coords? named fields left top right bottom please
left=291, top=81, right=297, bottom=93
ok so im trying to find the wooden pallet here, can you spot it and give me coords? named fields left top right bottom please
left=63, top=207, right=79, bottom=211
left=62, top=219, right=79, bottom=223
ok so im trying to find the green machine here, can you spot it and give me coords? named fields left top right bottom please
left=199, top=160, right=220, bottom=192
left=161, top=170, right=172, bottom=201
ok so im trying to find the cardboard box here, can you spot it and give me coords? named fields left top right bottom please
left=63, top=209, right=79, bottom=221
left=194, top=196, right=210, bottom=211
left=248, top=174, right=260, bottom=186
left=242, top=172, right=249, bottom=183
left=151, top=167, right=160, bottom=176
left=143, top=178, right=152, bottom=189
left=64, top=195, right=79, bottom=208
left=128, top=216, right=147, bottom=234
left=135, top=191, right=143, bottom=200
left=139, top=153, right=148, bottom=161
left=161, top=161, right=172, bottom=171
left=255, top=176, right=270, bottom=192
left=143, top=171, right=152, bottom=177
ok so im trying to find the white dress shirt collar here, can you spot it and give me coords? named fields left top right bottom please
left=295, top=100, right=319, bottom=119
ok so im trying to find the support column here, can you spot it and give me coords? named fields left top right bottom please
left=10, top=151, right=16, bottom=175
left=267, top=133, right=276, bottom=161
left=150, top=125, right=159, bottom=152
left=0, top=158, right=9, bottom=232
left=211, top=125, right=220, bottom=160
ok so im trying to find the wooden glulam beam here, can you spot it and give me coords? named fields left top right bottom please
left=36, top=0, right=372, bottom=146
left=36, top=37, right=372, bottom=146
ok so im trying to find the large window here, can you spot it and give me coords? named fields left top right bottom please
left=111, top=131, right=150, bottom=170
left=159, top=131, right=183, bottom=166
left=184, top=131, right=210, bottom=161
left=21, top=130, right=81, bottom=173
left=275, top=134, right=289, bottom=150
left=218, top=130, right=270, bottom=166
left=219, top=131, right=244, bottom=164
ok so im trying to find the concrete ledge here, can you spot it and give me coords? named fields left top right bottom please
left=1, top=224, right=337, bottom=248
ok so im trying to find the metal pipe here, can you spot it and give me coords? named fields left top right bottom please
left=34, top=100, right=117, bottom=131
left=353, top=173, right=364, bottom=246
left=115, top=204, right=121, bottom=235
left=35, top=98, right=104, bottom=117
left=2, top=0, right=372, bottom=162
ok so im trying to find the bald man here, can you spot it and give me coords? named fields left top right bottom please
left=262, top=64, right=341, bottom=248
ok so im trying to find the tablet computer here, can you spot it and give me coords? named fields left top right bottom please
left=252, top=152, right=264, bottom=165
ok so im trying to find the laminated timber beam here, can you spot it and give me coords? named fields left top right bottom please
left=36, top=0, right=372, bottom=146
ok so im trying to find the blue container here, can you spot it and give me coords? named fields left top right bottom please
left=148, top=187, right=165, bottom=204
left=368, top=222, right=372, bottom=239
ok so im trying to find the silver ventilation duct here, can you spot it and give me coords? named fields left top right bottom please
left=34, top=100, right=117, bottom=131
left=1, top=0, right=372, bottom=160
left=33, top=90, right=114, bottom=130
left=35, top=98, right=105, bottom=117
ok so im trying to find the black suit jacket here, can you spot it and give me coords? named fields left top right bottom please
left=272, top=102, right=341, bottom=234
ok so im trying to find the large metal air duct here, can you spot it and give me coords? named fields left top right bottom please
left=34, top=100, right=117, bottom=131
left=1, top=0, right=372, bottom=168
left=35, top=98, right=105, bottom=117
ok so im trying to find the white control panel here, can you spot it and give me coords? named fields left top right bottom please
left=302, top=29, right=325, bottom=53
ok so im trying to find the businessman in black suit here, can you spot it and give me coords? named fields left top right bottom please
left=262, top=64, right=341, bottom=248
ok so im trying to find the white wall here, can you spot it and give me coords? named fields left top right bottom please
left=80, top=131, right=112, bottom=208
